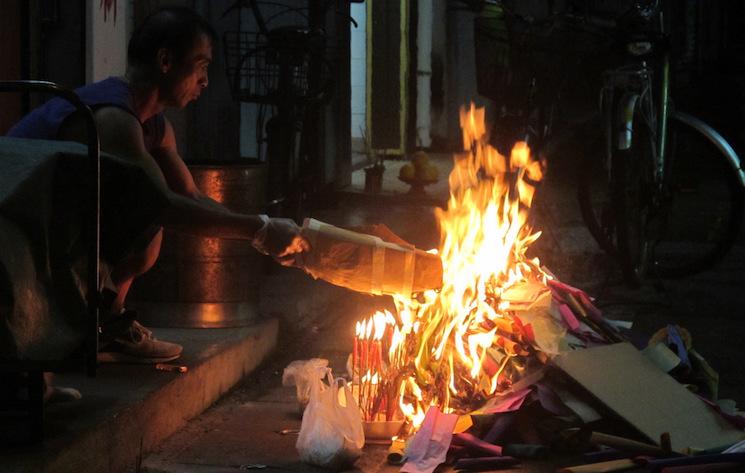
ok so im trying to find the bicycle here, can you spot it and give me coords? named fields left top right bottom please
left=221, top=0, right=348, bottom=220
left=574, top=0, right=745, bottom=284
left=473, top=0, right=744, bottom=285
left=471, top=0, right=623, bottom=253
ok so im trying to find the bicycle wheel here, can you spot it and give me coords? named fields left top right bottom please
left=649, top=114, right=744, bottom=277
left=577, top=115, right=618, bottom=256
left=577, top=104, right=655, bottom=284
left=611, top=107, right=656, bottom=284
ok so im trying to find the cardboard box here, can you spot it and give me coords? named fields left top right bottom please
left=552, top=343, right=745, bottom=453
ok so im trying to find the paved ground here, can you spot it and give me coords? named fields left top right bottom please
left=140, top=143, right=745, bottom=472
left=0, top=321, right=279, bottom=473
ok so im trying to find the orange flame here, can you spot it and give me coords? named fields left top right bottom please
left=357, top=103, right=548, bottom=427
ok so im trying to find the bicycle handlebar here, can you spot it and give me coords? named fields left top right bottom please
left=466, top=0, right=663, bottom=42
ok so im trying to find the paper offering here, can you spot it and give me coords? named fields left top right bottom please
left=299, top=218, right=443, bottom=296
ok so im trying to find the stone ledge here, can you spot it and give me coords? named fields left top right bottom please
left=0, top=318, right=278, bottom=473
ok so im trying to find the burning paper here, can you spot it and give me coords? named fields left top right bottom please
left=346, top=104, right=624, bottom=444
left=299, top=219, right=443, bottom=296
left=400, top=407, right=459, bottom=473
left=349, top=103, right=551, bottom=426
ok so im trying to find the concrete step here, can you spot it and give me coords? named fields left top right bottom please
left=0, top=318, right=278, bottom=473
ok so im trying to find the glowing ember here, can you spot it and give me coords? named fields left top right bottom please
left=352, top=103, right=550, bottom=428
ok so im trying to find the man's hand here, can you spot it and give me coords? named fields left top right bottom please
left=252, top=216, right=310, bottom=266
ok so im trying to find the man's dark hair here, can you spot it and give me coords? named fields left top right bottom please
left=127, top=7, right=217, bottom=71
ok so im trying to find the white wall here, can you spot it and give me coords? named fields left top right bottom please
left=86, top=0, right=131, bottom=83
left=350, top=2, right=366, bottom=140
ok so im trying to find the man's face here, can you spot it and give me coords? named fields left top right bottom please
left=162, top=33, right=212, bottom=108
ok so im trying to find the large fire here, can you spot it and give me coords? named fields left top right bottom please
left=352, top=103, right=550, bottom=428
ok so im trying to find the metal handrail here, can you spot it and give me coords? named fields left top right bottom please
left=0, top=80, right=100, bottom=377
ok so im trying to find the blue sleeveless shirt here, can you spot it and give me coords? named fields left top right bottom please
left=7, top=77, right=166, bottom=152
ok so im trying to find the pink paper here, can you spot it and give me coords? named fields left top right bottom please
left=549, top=280, right=604, bottom=324
left=699, top=396, right=745, bottom=430
left=558, top=303, right=581, bottom=332
left=578, top=291, right=603, bottom=321
left=479, top=387, right=531, bottom=414
left=547, top=278, right=583, bottom=296
left=551, top=291, right=567, bottom=304
left=451, top=432, right=504, bottom=457
left=401, top=407, right=459, bottom=473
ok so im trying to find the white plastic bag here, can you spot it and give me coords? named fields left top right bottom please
left=296, top=373, right=365, bottom=470
left=282, top=358, right=329, bottom=414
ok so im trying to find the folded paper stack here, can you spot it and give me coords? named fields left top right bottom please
left=299, top=218, right=443, bottom=296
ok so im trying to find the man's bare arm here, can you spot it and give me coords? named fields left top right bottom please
left=149, top=118, right=229, bottom=215
left=59, top=107, right=266, bottom=240
left=146, top=118, right=309, bottom=258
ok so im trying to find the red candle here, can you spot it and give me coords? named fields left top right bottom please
left=369, top=341, right=376, bottom=373
left=377, top=340, right=384, bottom=371
left=364, top=339, right=370, bottom=375
left=353, top=336, right=358, bottom=378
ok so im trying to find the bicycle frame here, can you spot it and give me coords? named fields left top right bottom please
left=608, top=7, right=744, bottom=193
left=609, top=46, right=745, bottom=195
left=655, top=41, right=670, bottom=187
left=602, top=13, right=667, bottom=190
left=577, top=1, right=744, bottom=282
